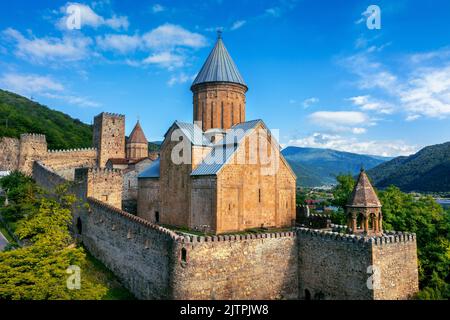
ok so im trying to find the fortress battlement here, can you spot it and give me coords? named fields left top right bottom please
left=20, top=133, right=46, bottom=141
left=95, top=112, right=125, bottom=119
left=48, top=147, right=97, bottom=153
left=296, top=226, right=416, bottom=246
left=20, top=133, right=47, bottom=142
left=177, top=230, right=297, bottom=244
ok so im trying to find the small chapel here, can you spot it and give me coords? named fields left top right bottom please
left=137, top=34, right=297, bottom=234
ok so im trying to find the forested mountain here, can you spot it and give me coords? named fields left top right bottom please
left=368, top=142, right=450, bottom=192
left=282, top=146, right=390, bottom=187
left=0, top=89, right=92, bottom=150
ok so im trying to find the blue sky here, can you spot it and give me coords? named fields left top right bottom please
left=1, top=0, right=450, bottom=156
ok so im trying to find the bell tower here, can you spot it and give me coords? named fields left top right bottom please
left=191, top=32, right=248, bottom=131
left=346, top=169, right=383, bottom=235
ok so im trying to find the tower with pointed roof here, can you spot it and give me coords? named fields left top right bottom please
left=191, top=32, right=248, bottom=131
left=126, top=121, right=148, bottom=160
left=346, top=169, right=383, bottom=235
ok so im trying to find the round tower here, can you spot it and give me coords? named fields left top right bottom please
left=191, top=32, right=248, bottom=131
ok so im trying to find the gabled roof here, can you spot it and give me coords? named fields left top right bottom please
left=191, top=119, right=268, bottom=176
left=138, top=159, right=160, bottom=179
left=347, top=169, right=382, bottom=208
left=164, top=121, right=211, bottom=147
left=191, top=35, right=246, bottom=88
left=128, top=121, right=148, bottom=144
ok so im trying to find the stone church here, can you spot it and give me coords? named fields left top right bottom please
left=136, top=34, right=296, bottom=234
left=0, top=34, right=420, bottom=300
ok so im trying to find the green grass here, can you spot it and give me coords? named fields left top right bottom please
left=82, top=249, right=136, bottom=300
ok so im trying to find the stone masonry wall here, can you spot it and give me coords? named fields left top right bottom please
left=75, top=167, right=123, bottom=209
left=297, top=227, right=419, bottom=300
left=18, top=134, right=48, bottom=175
left=297, top=228, right=373, bottom=300
left=33, top=161, right=68, bottom=191
left=216, top=124, right=296, bottom=233
left=43, top=148, right=97, bottom=173
left=0, top=137, right=19, bottom=171
left=78, top=198, right=178, bottom=299
left=372, top=232, right=419, bottom=300
left=172, top=232, right=298, bottom=300
left=137, top=178, right=160, bottom=223
left=192, top=82, right=247, bottom=131
left=93, top=113, right=126, bottom=168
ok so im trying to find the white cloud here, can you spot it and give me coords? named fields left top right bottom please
left=96, top=34, right=141, bottom=54
left=3, top=28, right=92, bottom=64
left=309, top=111, right=370, bottom=133
left=343, top=50, right=450, bottom=119
left=152, top=4, right=165, bottom=13
left=230, top=20, right=246, bottom=31
left=143, top=24, right=207, bottom=50
left=57, top=2, right=129, bottom=30
left=0, top=73, right=64, bottom=96
left=405, top=114, right=421, bottom=122
left=167, top=73, right=196, bottom=86
left=265, top=7, right=282, bottom=17
left=288, top=133, right=418, bottom=157
left=302, top=97, right=319, bottom=108
left=143, top=52, right=185, bottom=70
left=349, top=95, right=394, bottom=114
left=0, top=72, right=100, bottom=108
left=43, top=93, right=101, bottom=108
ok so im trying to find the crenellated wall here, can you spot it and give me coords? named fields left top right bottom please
left=171, top=232, right=299, bottom=300
left=372, top=231, right=419, bottom=300
left=27, top=161, right=419, bottom=301
left=75, top=167, right=123, bottom=209
left=78, top=197, right=178, bottom=299
left=44, top=148, right=97, bottom=173
left=296, top=227, right=419, bottom=300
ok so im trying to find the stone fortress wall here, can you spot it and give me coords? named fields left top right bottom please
left=0, top=134, right=98, bottom=176
left=1, top=116, right=419, bottom=300
left=26, top=159, right=420, bottom=300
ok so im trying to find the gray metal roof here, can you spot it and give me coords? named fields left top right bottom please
left=192, top=36, right=246, bottom=88
left=138, top=159, right=160, bottom=178
left=191, top=120, right=263, bottom=176
left=163, top=121, right=211, bottom=147
left=175, top=121, right=211, bottom=146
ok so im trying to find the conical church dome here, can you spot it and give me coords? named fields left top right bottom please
left=347, top=169, right=382, bottom=208
left=192, top=33, right=246, bottom=88
left=128, top=121, right=148, bottom=144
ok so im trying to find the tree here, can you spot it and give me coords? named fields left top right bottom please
left=332, top=174, right=355, bottom=209
left=378, top=186, right=450, bottom=300
left=0, top=182, right=107, bottom=300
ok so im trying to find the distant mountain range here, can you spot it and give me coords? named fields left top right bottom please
left=367, top=142, right=450, bottom=192
left=282, top=146, right=392, bottom=187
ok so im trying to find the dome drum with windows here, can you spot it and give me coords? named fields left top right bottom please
left=191, top=32, right=248, bottom=132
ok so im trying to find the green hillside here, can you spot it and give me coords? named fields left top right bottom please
left=282, top=146, right=390, bottom=187
left=368, top=142, right=450, bottom=192
left=0, top=89, right=92, bottom=150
